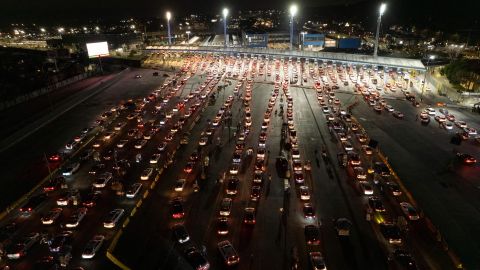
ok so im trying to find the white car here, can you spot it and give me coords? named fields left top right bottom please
left=82, top=235, right=105, bottom=259
left=134, top=139, right=148, bottom=149
left=384, top=105, right=394, bottom=112
left=41, top=208, right=63, bottom=225
left=399, top=202, right=420, bottom=220
left=455, top=121, right=467, bottom=128
left=62, top=162, right=80, bottom=176
left=103, top=209, right=125, bottom=228
left=116, top=139, right=129, bottom=148
left=359, top=181, right=374, bottom=195
left=126, top=183, right=142, bottom=198
left=300, top=186, right=310, bottom=201
left=174, top=179, right=186, bottom=192
left=141, top=168, right=154, bottom=180
left=150, top=153, right=161, bottom=164
left=426, top=107, right=435, bottom=115
left=93, top=172, right=112, bottom=188
left=64, top=207, right=87, bottom=228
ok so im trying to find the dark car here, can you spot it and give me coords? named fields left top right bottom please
left=82, top=191, right=101, bottom=208
left=43, top=177, right=67, bottom=193
left=20, top=194, right=48, bottom=214
left=48, top=231, right=73, bottom=253
left=172, top=224, right=190, bottom=244
left=304, top=225, right=320, bottom=245
left=171, top=198, right=185, bottom=219
left=390, top=249, right=417, bottom=269
left=456, top=153, right=477, bottom=165
left=243, top=207, right=256, bottom=225
left=185, top=246, right=210, bottom=270
left=380, top=223, right=402, bottom=245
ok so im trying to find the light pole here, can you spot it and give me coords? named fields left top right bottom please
left=223, top=8, right=229, bottom=48
left=186, top=31, right=191, bottom=44
left=420, top=55, right=435, bottom=102
left=374, top=3, right=386, bottom=57
left=166, top=11, right=172, bottom=45
left=289, top=4, right=297, bottom=51
left=301, top=31, right=306, bottom=51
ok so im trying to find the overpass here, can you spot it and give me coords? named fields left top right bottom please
left=145, top=45, right=426, bottom=71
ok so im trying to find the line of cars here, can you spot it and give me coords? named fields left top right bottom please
left=314, top=66, right=422, bottom=269
left=0, top=61, right=214, bottom=268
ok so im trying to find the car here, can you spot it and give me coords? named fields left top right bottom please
left=399, top=202, right=420, bottom=220
left=198, top=136, right=208, bottom=146
left=359, top=181, right=374, bottom=195
left=385, top=182, right=402, bottom=196
left=44, top=176, right=67, bottom=192
left=356, top=134, right=368, bottom=143
left=455, top=120, right=467, bottom=128
left=56, top=189, right=81, bottom=206
left=464, top=127, right=477, bottom=135
left=41, top=208, right=63, bottom=225
left=93, top=172, right=112, bottom=188
left=103, top=131, right=116, bottom=140
left=392, top=111, right=404, bottom=119
left=172, top=224, right=190, bottom=244
left=62, top=162, right=81, bottom=176
left=304, top=225, right=321, bottom=245
left=229, top=163, right=240, bottom=175
left=390, top=249, right=417, bottom=269
left=362, top=145, right=373, bottom=155
left=294, top=171, right=305, bottom=184
left=47, top=231, right=73, bottom=253
left=217, top=217, right=229, bottom=235
left=6, top=232, right=40, bottom=259
left=150, top=153, right=161, bottom=164
left=232, top=150, right=243, bottom=163
left=48, top=153, right=62, bottom=162
left=218, top=240, right=240, bottom=266
left=226, top=178, right=239, bottom=195
left=322, top=106, right=330, bottom=113
left=141, top=168, right=154, bottom=180
left=116, top=139, right=129, bottom=148
left=291, top=148, right=300, bottom=159
left=303, top=203, right=316, bottom=220
left=82, top=235, right=105, bottom=259
left=103, top=209, right=125, bottom=228
left=380, top=223, right=402, bottom=244
left=426, top=107, right=435, bottom=115
left=20, top=194, right=48, bottom=214
left=82, top=191, right=101, bottom=208
left=134, top=139, right=148, bottom=149
left=185, top=246, right=210, bottom=270
left=184, top=162, right=195, bottom=174
left=174, top=179, right=186, bottom=192
left=456, top=153, right=477, bottom=164
left=309, top=252, right=327, bottom=270
left=442, top=122, right=454, bottom=130
left=368, top=197, right=386, bottom=212
left=219, top=198, right=233, bottom=216
left=300, top=186, right=310, bottom=200
left=171, top=198, right=185, bottom=219
left=250, top=185, right=261, bottom=201
left=63, top=207, right=87, bottom=228
left=126, top=183, right=142, bottom=198
left=353, top=166, right=367, bottom=180
left=243, top=207, right=256, bottom=224
left=335, top=218, right=352, bottom=236
left=293, top=159, right=303, bottom=171
left=89, top=163, right=105, bottom=175
left=134, top=74, right=142, bottom=79
left=348, top=152, right=361, bottom=166
left=385, top=105, right=394, bottom=112
left=114, top=122, right=126, bottom=131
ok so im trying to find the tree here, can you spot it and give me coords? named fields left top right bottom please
left=442, top=59, right=480, bottom=91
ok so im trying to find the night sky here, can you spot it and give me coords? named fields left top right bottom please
left=2, top=0, right=479, bottom=31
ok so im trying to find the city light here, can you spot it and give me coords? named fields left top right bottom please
left=166, top=11, right=172, bottom=45
left=223, top=8, right=229, bottom=48
left=289, top=4, right=298, bottom=51
left=57, top=27, right=64, bottom=33
left=289, top=4, right=298, bottom=17
left=379, top=3, right=387, bottom=16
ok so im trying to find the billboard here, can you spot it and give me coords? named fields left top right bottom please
left=303, top=34, right=325, bottom=47
left=245, top=33, right=268, bottom=48
left=86, top=41, right=109, bottom=58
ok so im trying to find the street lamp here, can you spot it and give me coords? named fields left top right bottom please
left=223, top=8, right=229, bottom=48
left=289, top=4, right=298, bottom=51
left=186, top=31, right=191, bottom=44
left=420, top=55, right=436, bottom=102
left=373, top=3, right=386, bottom=57
left=166, top=11, right=172, bottom=45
